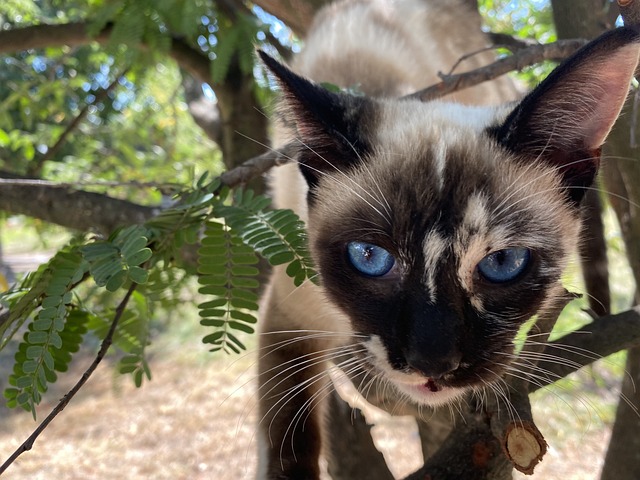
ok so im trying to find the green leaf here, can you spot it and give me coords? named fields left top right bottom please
left=229, top=321, right=255, bottom=334
left=27, top=331, right=48, bottom=344
left=106, top=270, right=128, bottom=292
left=125, top=248, right=152, bottom=266
left=128, top=266, right=149, bottom=284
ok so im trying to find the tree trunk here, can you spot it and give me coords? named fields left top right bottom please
left=600, top=120, right=640, bottom=480
left=551, top=1, right=640, bottom=478
left=600, top=343, right=640, bottom=480
left=215, top=57, right=269, bottom=195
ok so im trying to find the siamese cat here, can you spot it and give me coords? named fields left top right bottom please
left=256, top=0, right=640, bottom=478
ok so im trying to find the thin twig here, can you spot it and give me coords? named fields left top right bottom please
left=0, top=283, right=138, bottom=476
left=217, top=140, right=298, bottom=188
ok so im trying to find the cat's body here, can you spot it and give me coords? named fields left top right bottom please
left=256, top=1, right=640, bottom=478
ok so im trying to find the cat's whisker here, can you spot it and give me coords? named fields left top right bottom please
left=258, top=346, right=368, bottom=404
left=492, top=153, right=597, bottom=219
left=295, top=138, right=393, bottom=225
left=281, top=357, right=368, bottom=462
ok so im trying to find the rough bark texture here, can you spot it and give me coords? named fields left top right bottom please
left=0, top=180, right=157, bottom=235
left=215, top=58, right=269, bottom=194
left=600, top=345, right=640, bottom=480
left=552, top=0, right=614, bottom=317
left=324, top=390, right=395, bottom=480
left=551, top=0, right=616, bottom=39
left=405, top=414, right=512, bottom=480
left=579, top=189, right=611, bottom=316
left=551, top=2, right=640, bottom=478
left=600, top=108, right=640, bottom=480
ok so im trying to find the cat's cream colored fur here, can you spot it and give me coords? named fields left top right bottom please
left=256, top=1, right=640, bottom=478
left=267, top=0, right=520, bottom=339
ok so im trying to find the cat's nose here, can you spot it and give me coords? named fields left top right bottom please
left=406, top=354, right=461, bottom=380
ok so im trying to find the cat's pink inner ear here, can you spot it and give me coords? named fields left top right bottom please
left=578, top=46, right=640, bottom=149
left=544, top=43, right=640, bottom=152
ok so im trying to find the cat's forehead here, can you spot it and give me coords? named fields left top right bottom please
left=375, top=99, right=510, bottom=145
left=311, top=98, right=573, bottom=243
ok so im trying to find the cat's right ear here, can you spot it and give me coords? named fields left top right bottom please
left=258, top=51, right=375, bottom=191
left=490, top=27, right=640, bottom=205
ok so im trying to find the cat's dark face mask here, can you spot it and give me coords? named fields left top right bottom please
left=260, top=27, right=640, bottom=404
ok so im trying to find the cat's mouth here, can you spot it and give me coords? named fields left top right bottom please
left=423, top=379, right=440, bottom=392
left=392, top=378, right=465, bottom=406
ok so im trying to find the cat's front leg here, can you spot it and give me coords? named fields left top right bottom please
left=257, top=301, right=329, bottom=479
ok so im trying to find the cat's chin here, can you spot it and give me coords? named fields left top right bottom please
left=392, top=379, right=466, bottom=406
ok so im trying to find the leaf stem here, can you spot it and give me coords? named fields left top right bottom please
left=0, top=283, right=137, bottom=476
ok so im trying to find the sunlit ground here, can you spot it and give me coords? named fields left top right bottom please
left=0, top=319, right=628, bottom=480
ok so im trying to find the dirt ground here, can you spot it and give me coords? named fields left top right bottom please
left=0, top=333, right=621, bottom=480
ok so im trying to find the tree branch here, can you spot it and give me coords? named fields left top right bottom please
left=0, top=178, right=158, bottom=234
left=0, top=142, right=297, bottom=233
left=403, top=305, right=640, bottom=479
left=405, top=39, right=588, bottom=102
left=0, top=22, right=213, bottom=85
left=0, top=283, right=137, bottom=476
left=533, top=306, right=640, bottom=389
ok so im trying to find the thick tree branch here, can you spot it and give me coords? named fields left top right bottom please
left=534, top=306, right=640, bottom=390
left=0, top=179, right=158, bottom=234
left=402, top=304, right=640, bottom=480
left=0, top=23, right=213, bottom=85
left=0, top=142, right=297, bottom=233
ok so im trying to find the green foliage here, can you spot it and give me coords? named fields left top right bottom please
left=218, top=189, right=316, bottom=287
left=211, top=14, right=265, bottom=84
left=480, top=0, right=555, bottom=43
left=197, top=221, right=259, bottom=354
left=479, top=0, right=557, bottom=87
left=3, top=251, right=87, bottom=416
left=82, top=225, right=153, bottom=291
left=195, top=187, right=315, bottom=353
left=1, top=179, right=316, bottom=414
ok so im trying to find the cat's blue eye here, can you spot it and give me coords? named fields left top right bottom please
left=477, top=248, right=531, bottom=283
left=347, top=241, right=395, bottom=277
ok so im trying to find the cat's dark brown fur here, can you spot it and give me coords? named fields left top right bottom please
left=256, top=1, right=640, bottom=478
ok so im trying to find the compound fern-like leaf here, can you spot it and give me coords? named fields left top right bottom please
left=217, top=189, right=316, bottom=286
left=3, top=251, right=86, bottom=417
left=197, top=220, right=259, bottom=354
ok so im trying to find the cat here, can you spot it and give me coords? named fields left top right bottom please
left=255, top=0, right=640, bottom=478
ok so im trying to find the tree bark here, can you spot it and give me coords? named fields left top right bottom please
left=599, top=110, right=640, bottom=480
left=0, top=23, right=213, bottom=86
left=600, top=346, right=640, bottom=480
left=552, top=0, right=613, bottom=317
left=579, top=189, right=611, bottom=316
left=0, top=179, right=156, bottom=235
left=215, top=57, right=270, bottom=194
left=551, top=1, right=640, bottom=478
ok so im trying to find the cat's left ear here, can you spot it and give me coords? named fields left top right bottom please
left=258, top=50, right=374, bottom=191
left=491, top=27, right=640, bottom=204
